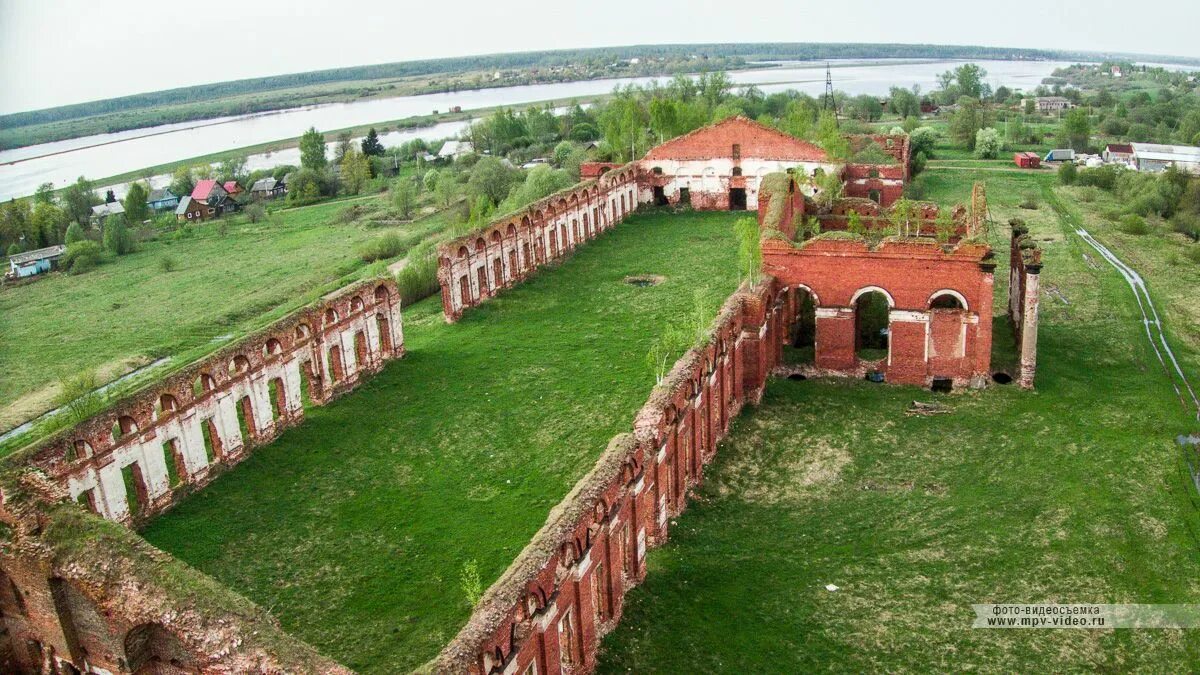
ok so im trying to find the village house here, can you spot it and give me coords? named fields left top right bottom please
left=191, top=179, right=238, bottom=216
left=438, top=140, right=474, bottom=161
left=249, top=177, right=286, bottom=200
left=1102, top=143, right=1135, bottom=165
left=174, top=195, right=207, bottom=222
left=146, top=187, right=180, bottom=212
left=89, top=201, right=125, bottom=226
left=223, top=180, right=243, bottom=197
left=6, top=244, right=66, bottom=279
left=1032, top=96, right=1073, bottom=113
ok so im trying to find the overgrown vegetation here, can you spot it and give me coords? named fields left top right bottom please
left=140, top=211, right=741, bottom=672
left=598, top=167, right=1200, bottom=673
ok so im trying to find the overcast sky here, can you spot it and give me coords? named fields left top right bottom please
left=2, top=0, right=1199, bottom=115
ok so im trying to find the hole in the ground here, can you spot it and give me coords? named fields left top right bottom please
left=787, top=373, right=806, bottom=381
left=624, top=274, right=664, bottom=287
left=992, top=372, right=1013, bottom=384
left=931, top=377, right=953, bottom=393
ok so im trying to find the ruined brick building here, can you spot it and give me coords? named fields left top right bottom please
left=1, top=118, right=1041, bottom=675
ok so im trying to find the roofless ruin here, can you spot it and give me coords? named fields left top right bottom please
left=0, top=117, right=1041, bottom=674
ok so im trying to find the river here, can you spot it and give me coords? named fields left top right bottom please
left=0, top=59, right=1079, bottom=200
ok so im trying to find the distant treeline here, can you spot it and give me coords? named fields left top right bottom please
left=3, top=42, right=1197, bottom=131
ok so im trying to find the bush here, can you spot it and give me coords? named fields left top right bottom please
left=244, top=202, right=267, bottom=223
left=1118, top=214, right=1148, bottom=235
left=1019, top=192, right=1040, bottom=210
left=357, top=232, right=406, bottom=262
left=1076, top=164, right=1119, bottom=191
left=102, top=215, right=133, bottom=255
left=62, top=240, right=104, bottom=274
left=54, top=370, right=104, bottom=427
left=64, top=221, right=87, bottom=244
left=158, top=255, right=177, bottom=272
left=1186, top=246, right=1200, bottom=264
left=1077, top=186, right=1099, bottom=203
left=396, top=243, right=441, bottom=304
left=974, top=128, right=1003, bottom=159
left=1058, top=161, right=1077, bottom=186
left=1173, top=212, right=1200, bottom=242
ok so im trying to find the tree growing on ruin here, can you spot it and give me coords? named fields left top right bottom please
left=889, top=199, right=920, bottom=238
left=735, top=216, right=762, bottom=286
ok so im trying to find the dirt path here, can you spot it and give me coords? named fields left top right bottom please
left=1047, top=189, right=1200, bottom=419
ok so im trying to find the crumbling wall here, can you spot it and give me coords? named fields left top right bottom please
left=437, top=165, right=640, bottom=322
left=8, top=278, right=405, bottom=527
left=1008, top=225, right=1043, bottom=389
left=0, top=473, right=349, bottom=675
left=762, top=236, right=995, bottom=388
left=423, top=279, right=785, bottom=675
left=756, top=173, right=805, bottom=239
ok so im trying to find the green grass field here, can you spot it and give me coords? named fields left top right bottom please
left=597, top=169, right=1200, bottom=671
left=139, top=210, right=743, bottom=672
left=0, top=195, right=450, bottom=436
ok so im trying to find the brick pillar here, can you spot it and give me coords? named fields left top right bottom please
left=815, top=308, right=856, bottom=370
left=974, top=268, right=996, bottom=386
left=1018, top=269, right=1040, bottom=389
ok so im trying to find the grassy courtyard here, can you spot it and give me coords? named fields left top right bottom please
left=598, top=169, right=1200, bottom=671
left=0, top=195, right=451, bottom=437
left=140, top=210, right=742, bottom=671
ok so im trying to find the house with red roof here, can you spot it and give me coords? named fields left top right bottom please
left=223, top=180, right=243, bottom=197
left=638, top=116, right=838, bottom=210
left=190, top=179, right=239, bottom=217
left=1103, top=143, right=1135, bottom=166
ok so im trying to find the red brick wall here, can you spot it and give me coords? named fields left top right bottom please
left=763, top=237, right=995, bottom=387
left=1008, top=228, right=1043, bottom=388
left=426, top=279, right=785, bottom=674
left=10, top=278, right=405, bottom=528
left=438, top=166, right=640, bottom=322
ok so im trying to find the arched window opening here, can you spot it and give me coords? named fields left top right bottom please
left=112, top=415, right=138, bottom=441
left=157, top=394, right=179, bottom=417
left=264, top=338, right=283, bottom=358
left=193, top=372, right=216, bottom=397
left=490, top=230, right=502, bottom=243
left=457, top=246, right=469, bottom=259
left=930, top=293, right=965, bottom=310
left=66, top=439, right=92, bottom=462
left=374, top=284, right=389, bottom=305
left=854, top=291, right=891, bottom=361
left=124, top=623, right=195, bottom=675
left=475, top=237, right=486, bottom=252
left=350, top=295, right=365, bottom=313
left=789, top=288, right=817, bottom=364
left=324, top=308, right=339, bottom=325
left=295, top=323, right=311, bottom=341
left=229, top=355, right=251, bottom=375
